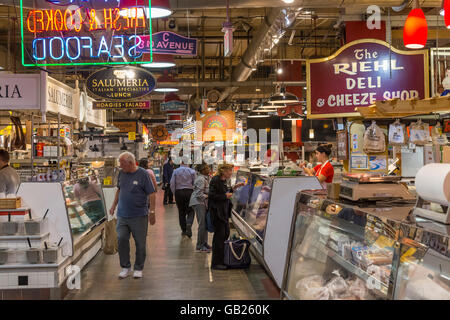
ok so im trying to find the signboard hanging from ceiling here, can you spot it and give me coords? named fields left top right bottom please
left=307, top=39, right=429, bottom=119
left=138, top=31, right=198, bottom=55
left=93, top=101, right=150, bottom=109
left=20, top=0, right=153, bottom=66
left=86, top=67, right=156, bottom=100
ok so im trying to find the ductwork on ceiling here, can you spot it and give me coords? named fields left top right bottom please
left=217, top=7, right=303, bottom=102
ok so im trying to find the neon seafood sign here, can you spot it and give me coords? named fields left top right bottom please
left=20, top=0, right=153, bottom=66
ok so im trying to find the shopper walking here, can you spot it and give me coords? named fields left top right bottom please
left=0, top=149, right=20, bottom=198
left=189, top=164, right=211, bottom=252
left=170, top=160, right=196, bottom=238
left=110, top=152, right=156, bottom=279
left=162, top=157, right=174, bottom=205
left=208, top=163, right=234, bottom=270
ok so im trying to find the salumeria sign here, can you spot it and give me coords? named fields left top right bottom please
left=307, top=39, right=429, bottom=119
left=20, top=0, right=153, bottom=66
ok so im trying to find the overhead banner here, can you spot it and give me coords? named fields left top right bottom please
left=160, top=100, right=187, bottom=111
left=138, top=31, right=198, bottom=55
left=93, top=101, right=150, bottom=109
left=46, top=76, right=76, bottom=117
left=0, top=73, right=42, bottom=110
left=20, top=0, right=152, bottom=66
left=307, top=39, right=429, bottom=119
left=195, top=111, right=236, bottom=141
left=86, top=67, right=156, bottom=100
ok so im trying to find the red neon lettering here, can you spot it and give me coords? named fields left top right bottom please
left=88, top=9, right=98, bottom=31
left=35, top=11, right=44, bottom=32
left=45, top=10, right=54, bottom=31
left=113, top=8, right=121, bottom=31
left=26, top=11, right=36, bottom=32
left=74, top=9, right=82, bottom=32
left=103, top=8, right=113, bottom=30
left=63, top=9, right=71, bottom=31
left=54, top=10, right=63, bottom=31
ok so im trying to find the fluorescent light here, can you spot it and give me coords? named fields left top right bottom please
left=142, top=62, right=176, bottom=68
left=309, top=128, right=315, bottom=139
left=154, top=88, right=179, bottom=92
left=282, top=0, right=295, bottom=3
left=119, top=7, right=172, bottom=19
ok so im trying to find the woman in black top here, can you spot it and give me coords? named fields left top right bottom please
left=208, top=163, right=234, bottom=270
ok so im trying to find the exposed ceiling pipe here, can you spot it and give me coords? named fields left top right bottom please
left=217, top=8, right=282, bottom=102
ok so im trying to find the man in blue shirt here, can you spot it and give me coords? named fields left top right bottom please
left=170, top=160, right=196, bottom=238
left=110, top=152, right=156, bottom=279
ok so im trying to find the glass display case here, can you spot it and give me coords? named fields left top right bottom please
left=63, top=176, right=107, bottom=241
left=231, top=171, right=272, bottom=254
left=282, top=190, right=450, bottom=300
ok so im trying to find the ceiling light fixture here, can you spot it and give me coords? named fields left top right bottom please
left=248, top=112, right=270, bottom=118
left=268, top=87, right=299, bottom=104
left=282, top=0, right=295, bottom=3
left=154, top=88, right=179, bottom=92
left=141, top=54, right=176, bottom=68
left=403, top=0, right=428, bottom=49
left=282, top=112, right=304, bottom=121
left=119, top=0, right=172, bottom=19
left=445, top=0, right=450, bottom=28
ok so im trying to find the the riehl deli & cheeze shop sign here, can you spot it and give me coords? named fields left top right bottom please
left=20, top=0, right=152, bottom=66
left=307, top=39, right=429, bottom=119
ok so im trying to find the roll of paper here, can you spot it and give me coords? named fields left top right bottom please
left=415, top=163, right=450, bottom=204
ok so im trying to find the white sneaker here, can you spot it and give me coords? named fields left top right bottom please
left=133, top=270, right=143, bottom=279
left=118, top=268, right=130, bottom=279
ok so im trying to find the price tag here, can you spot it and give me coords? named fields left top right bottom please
left=103, top=177, right=112, bottom=186
left=12, top=163, right=20, bottom=168
left=128, top=132, right=136, bottom=141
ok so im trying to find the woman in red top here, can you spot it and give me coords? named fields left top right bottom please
left=301, top=145, right=334, bottom=188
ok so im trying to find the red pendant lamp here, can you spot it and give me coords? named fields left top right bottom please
left=403, top=0, right=428, bottom=49
left=119, top=0, right=172, bottom=19
left=444, top=0, right=450, bottom=29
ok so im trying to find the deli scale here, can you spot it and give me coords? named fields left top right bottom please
left=339, top=173, right=416, bottom=202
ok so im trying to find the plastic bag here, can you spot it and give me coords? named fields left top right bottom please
left=103, top=218, right=118, bottom=255
left=363, top=121, right=386, bottom=154
left=389, top=120, right=406, bottom=145
left=295, top=275, right=330, bottom=300
left=409, top=120, right=430, bottom=145
left=431, top=122, right=448, bottom=145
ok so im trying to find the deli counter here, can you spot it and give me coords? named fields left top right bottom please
left=0, top=176, right=107, bottom=300
left=230, top=170, right=323, bottom=288
left=281, top=190, right=450, bottom=300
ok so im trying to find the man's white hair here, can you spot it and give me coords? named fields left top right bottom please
left=119, top=151, right=136, bottom=164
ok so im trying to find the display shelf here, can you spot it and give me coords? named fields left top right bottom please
left=0, top=263, right=58, bottom=269
left=0, top=232, right=50, bottom=241
left=325, top=247, right=388, bottom=297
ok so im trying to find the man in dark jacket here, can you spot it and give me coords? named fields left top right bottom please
left=162, top=157, right=174, bottom=205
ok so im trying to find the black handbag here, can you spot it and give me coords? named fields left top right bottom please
left=224, top=239, right=251, bottom=269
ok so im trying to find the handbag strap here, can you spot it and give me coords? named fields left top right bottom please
left=228, top=242, right=247, bottom=261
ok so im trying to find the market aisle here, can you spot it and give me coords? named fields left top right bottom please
left=65, top=190, right=279, bottom=300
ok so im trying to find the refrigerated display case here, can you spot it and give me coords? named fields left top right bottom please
left=281, top=190, right=450, bottom=300
left=0, top=176, right=107, bottom=300
left=231, top=170, right=323, bottom=288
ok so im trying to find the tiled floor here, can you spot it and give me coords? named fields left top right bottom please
left=65, top=190, right=278, bottom=300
